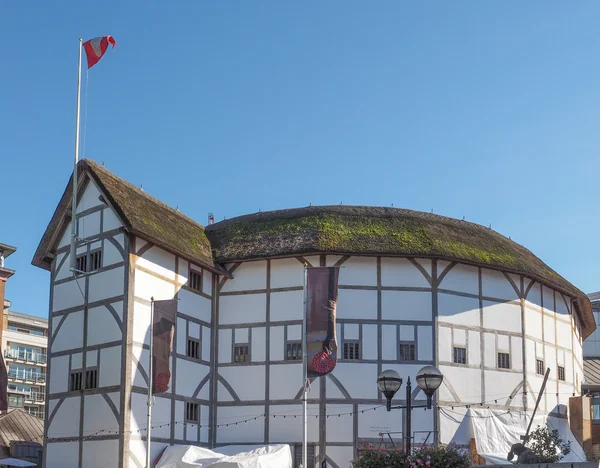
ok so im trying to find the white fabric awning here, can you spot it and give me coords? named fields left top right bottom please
left=155, top=444, right=293, bottom=468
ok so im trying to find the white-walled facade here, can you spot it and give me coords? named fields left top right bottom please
left=39, top=171, right=587, bottom=468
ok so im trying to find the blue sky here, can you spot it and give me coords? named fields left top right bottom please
left=2, top=2, right=600, bottom=318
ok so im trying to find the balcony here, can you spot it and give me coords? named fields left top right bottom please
left=4, top=349, right=47, bottom=366
left=24, top=408, right=44, bottom=420
left=7, top=369, right=46, bottom=384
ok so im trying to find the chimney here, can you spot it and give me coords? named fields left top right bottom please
left=208, top=213, right=215, bottom=225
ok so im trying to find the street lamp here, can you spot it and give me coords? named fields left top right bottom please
left=377, top=366, right=443, bottom=454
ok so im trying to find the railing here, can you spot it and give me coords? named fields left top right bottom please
left=4, top=349, right=47, bottom=364
left=25, top=409, right=44, bottom=420
left=7, top=370, right=46, bottom=383
left=25, top=392, right=45, bottom=403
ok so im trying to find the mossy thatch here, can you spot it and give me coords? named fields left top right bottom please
left=206, top=205, right=578, bottom=298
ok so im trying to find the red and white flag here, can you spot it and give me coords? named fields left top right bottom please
left=83, top=36, right=116, bottom=69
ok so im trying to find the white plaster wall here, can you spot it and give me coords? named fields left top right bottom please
left=331, top=363, right=378, bottom=400
left=525, top=309, right=543, bottom=340
left=339, top=257, right=377, bottom=286
left=216, top=405, right=266, bottom=443
left=175, top=360, right=209, bottom=397
left=78, top=211, right=101, bottom=239
left=270, top=290, right=302, bottom=321
left=218, top=329, right=232, bottom=363
left=82, top=439, right=119, bottom=468
left=103, top=207, right=122, bottom=231
left=337, top=289, right=377, bottom=320
left=130, top=393, right=171, bottom=439
left=438, top=293, right=479, bottom=327
left=557, top=318, right=573, bottom=349
left=99, top=345, right=122, bottom=387
left=134, top=269, right=174, bottom=302
left=87, top=303, right=123, bottom=346
left=219, top=294, right=266, bottom=324
left=357, top=404, right=402, bottom=439
left=468, top=330, right=481, bottom=366
left=418, top=326, right=433, bottom=361
left=363, top=324, right=378, bottom=360
left=325, top=407, right=353, bottom=442
left=103, top=234, right=125, bottom=266
left=270, top=258, right=303, bottom=289
left=438, top=326, right=452, bottom=363
left=511, top=336, right=523, bottom=372
left=83, top=394, right=119, bottom=434
left=136, top=244, right=176, bottom=281
left=88, top=267, right=125, bottom=303
left=543, top=314, right=556, bottom=344
left=542, top=286, right=555, bottom=313
left=252, top=327, right=266, bottom=362
left=381, top=291, right=432, bottom=321
left=46, top=442, right=79, bottom=468
left=267, top=404, right=319, bottom=443
left=438, top=366, right=481, bottom=404
left=48, top=397, right=80, bottom=437
left=326, top=446, right=354, bottom=468
left=380, top=258, right=430, bottom=288
left=132, top=300, right=151, bottom=345
left=52, top=311, right=84, bottom=352
left=76, top=179, right=102, bottom=213
left=203, top=270, right=213, bottom=296
left=438, top=263, right=478, bottom=295
left=525, top=282, right=542, bottom=310
left=482, top=301, right=521, bottom=333
left=49, top=356, right=69, bottom=394
left=202, top=326, right=211, bottom=360
left=219, top=366, right=265, bottom=401
left=52, top=280, right=85, bottom=312
left=221, top=261, right=267, bottom=292
left=129, top=439, right=168, bottom=468
left=178, top=288, right=211, bottom=323
left=54, top=253, right=70, bottom=281
left=484, top=370, right=522, bottom=402
left=481, top=269, right=519, bottom=300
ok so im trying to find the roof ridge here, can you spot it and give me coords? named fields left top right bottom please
left=83, top=159, right=206, bottom=230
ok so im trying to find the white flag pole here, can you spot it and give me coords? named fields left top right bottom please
left=302, top=266, right=308, bottom=468
left=70, top=38, right=83, bottom=272
left=146, top=297, right=154, bottom=468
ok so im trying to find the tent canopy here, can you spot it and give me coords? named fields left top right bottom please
left=0, top=458, right=36, bottom=467
left=155, top=444, right=293, bottom=468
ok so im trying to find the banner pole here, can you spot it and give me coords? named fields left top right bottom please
left=70, top=38, right=83, bottom=272
left=146, top=297, right=154, bottom=468
left=302, top=266, right=308, bottom=468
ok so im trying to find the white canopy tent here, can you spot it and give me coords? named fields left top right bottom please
left=0, top=458, right=36, bottom=467
left=155, top=444, right=293, bottom=468
left=443, top=408, right=586, bottom=465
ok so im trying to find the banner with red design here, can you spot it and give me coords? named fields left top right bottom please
left=306, top=267, right=340, bottom=378
left=83, top=36, right=116, bottom=69
left=152, top=299, right=176, bottom=394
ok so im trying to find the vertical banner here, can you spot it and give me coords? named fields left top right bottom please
left=152, top=299, right=177, bottom=393
left=0, top=353, right=7, bottom=410
left=306, top=267, right=340, bottom=378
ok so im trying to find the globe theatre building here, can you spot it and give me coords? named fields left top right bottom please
left=32, top=159, right=593, bottom=468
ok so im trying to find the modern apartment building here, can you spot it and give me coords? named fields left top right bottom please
left=1, top=310, right=48, bottom=420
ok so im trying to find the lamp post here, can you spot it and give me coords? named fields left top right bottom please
left=377, top=366, right=443, bottom=454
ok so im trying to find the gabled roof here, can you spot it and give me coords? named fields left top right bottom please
left=0, top=410, right=43, bottom=448
left=6, top=311, right=48, bottom=328
left=32, top=159, right=227, bottom=276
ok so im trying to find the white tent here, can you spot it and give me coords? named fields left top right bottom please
left=0, top=458, right=36, bottom=467
left=443, top=408, right=586, bottom=465
left=155, top=444, right=293, bottom=468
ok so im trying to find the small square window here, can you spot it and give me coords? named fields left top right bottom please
left=233, top=344, right=249, bottom=363
left=497, top=353, right=510, bottom=369
left=399, top=342, right=416, bottom=361
left=453, top=347, right=466, bottom=365
left=286, top=342, right=302, bottom=361
left=187, top=338, right=200, bottom=360
left=558, top=366, right=565, bottom=381
left=70, top=371, right=82, bottom=391
left=189, top=269, right=202, bottom=292
left=343, top=341, right=360, bottom=360
left=89, top=250, right=102, bottom=271
left=536, top=359, right=545, bottom=375
left=185, top=402, right=199, bottom=422
left=75, top=254, right=87, bottom=273
left=85, top=368, right=98, bottom=389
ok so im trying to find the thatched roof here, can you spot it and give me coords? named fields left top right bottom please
left=206, top=205, right=594, bottom=337
left=32, top=159, right=227, bottom=276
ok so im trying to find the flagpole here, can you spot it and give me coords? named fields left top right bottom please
left=70, top=38, right=83, bottom=272
left=302, top=266, right=308, bottom=468
left=147, top=297, right=154, bottom=468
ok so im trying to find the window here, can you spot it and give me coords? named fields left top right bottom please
left=558, top=366, right=565, bottom=381
left=70, top=371, right=82, bottom=391
left=453, top=347, right=466, bottom=364
left=286, top=342, right=302, bottom=361
left=75, top=250, right=102, bottom=273
left=189, top=269, right=202, bottom=292
left=89, top=250, right=102, bottom=271
left=187, top=338, right=200, bottom=360
left=185, top=402, right=199, bottom=422
left=85, top=368, right=98, bottom=389
left=536, top=359, right=544, bottom=375
left=399, top=342, right=416, bottom=361
left=233, top=344, right=249, bottom=363
left=497, top=352, right=510, bottom=369
left=343, top=341, right=360, bottom=360
left=75, top=254, right=87, bottom=272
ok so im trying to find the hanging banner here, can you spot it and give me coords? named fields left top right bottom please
left=152, top=299, right=177, bottom=393
left=306, top=266, right=340, bottom=378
